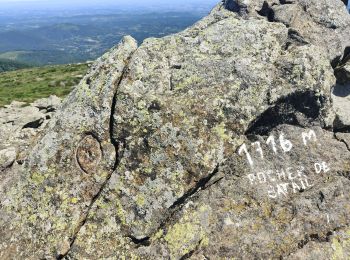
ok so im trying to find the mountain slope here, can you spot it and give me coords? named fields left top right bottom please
left=0, top=63, right=89, bottom=106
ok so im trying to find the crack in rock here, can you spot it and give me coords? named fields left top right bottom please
left=169, top=164, right=220, bottom=210
left=179, top=239, right=203, bottom=260
left=127, top=164, right=221, bottom=247
left=56, top=51, right=136, bottom=260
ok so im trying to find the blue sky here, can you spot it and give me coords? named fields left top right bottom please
left=0, top=0, right=219, bottom=12
left=2, top=0, right=209, bottom=1
left=0, top=0, right=219, bottom=7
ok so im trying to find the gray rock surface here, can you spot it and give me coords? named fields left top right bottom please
left=1, top=0, right=350, bottom=259
left=225, top=0, right=350, bottom=62
left=32, top=95, right=62, bottom=111
left=0, top=147, right=16, bottom=170
left=0, top=96, right=62, bottom=168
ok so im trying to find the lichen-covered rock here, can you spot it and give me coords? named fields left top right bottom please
left=0, top=1, right=350, bottom=259
left=0, top=36, right=137, bottom=259
left=224, top=0, right=350, bottom=62
left=0, top=96, right=62, bottom=171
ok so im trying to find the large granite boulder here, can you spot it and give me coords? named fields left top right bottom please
left=0, top=0, right=350, bottom=259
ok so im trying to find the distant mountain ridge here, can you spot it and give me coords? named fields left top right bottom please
left=0, top=11, right=207, bottom=66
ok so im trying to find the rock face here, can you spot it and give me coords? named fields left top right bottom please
left=0, top=96, right=61, bottom=170
left=1, top=1, right=350, bottom=259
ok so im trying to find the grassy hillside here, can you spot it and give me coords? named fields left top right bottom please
left=0, top=63, right=89, bottom=107
left=0, top=58, right=31, bottom=72
left=0, top=50, right=88, bottom=66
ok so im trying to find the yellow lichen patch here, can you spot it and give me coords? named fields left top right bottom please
left=28, top=214, right=37, bottom=223
left=45, top=186, right=54, bottom=193
left=261, top=202, right=273, bottom=218
left=143, top=167, right=153, bottom=175
left=331, top=230, right=350, bottom=260
left=165, top=222, right=200, bottom=257
left=30, top=172, right=46, bottom=185
left=275, top=208, right=293, bottom=224
left=200, top=236, right=209, bottom=247
left=213, top=122, right=230, bottom=141
left=151, top=229, right=164, bottom=242
left=224, top=200, right=248, bottom=214
left=175, top=75, right=203, bottom=90
left=93, top=171, right=109, bottom=183
left=164, top=205, right=210, bottom=258
left=70, top=197, right=79, bottom=204
left=136, top=195, right=145, bottom=207
left=171, top=170, right=184, bottom=182
left=93, top=196, right=110, bottom=210
left=332, top=238, right=345, bottom=260
left=342, top=160, right=350, bottom=172
left=115, top=199, right=127, bottom=225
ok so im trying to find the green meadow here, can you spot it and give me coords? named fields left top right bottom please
left=0, top=63, right=89, bottom=107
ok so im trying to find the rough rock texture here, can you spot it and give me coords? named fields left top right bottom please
left=225, top=0, right=350, bottom=63
left=1, top=0, right=350, bottom=259
left=0, top=96, right=62, bottom=169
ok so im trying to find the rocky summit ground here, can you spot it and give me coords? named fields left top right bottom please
left=1, top=0, right=350, bottom=259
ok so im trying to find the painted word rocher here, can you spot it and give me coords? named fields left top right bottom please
left=237, top=130, right=331, bottom=199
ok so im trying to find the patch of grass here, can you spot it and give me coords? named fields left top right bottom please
left=0, top=63, right=89, bottom=107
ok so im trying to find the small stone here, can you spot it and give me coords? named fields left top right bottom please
left=0, top=147, right=17, bottom=170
